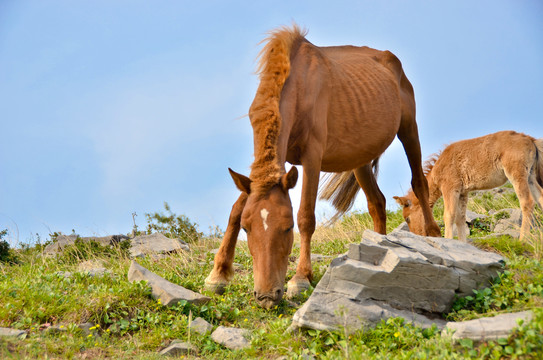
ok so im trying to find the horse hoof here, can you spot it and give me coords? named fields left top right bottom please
left=286, top=278, right=311, bottom=299
left=203, top=280, right=227, bottom=295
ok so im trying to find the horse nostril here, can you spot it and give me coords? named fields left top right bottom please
left=275, top=288, right=282, bottom=298
left=253, top=291, right=257, bottom=299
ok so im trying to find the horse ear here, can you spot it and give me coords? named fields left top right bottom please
left=393, top=196, right=411, bottom=207
left=229, top=168, right=252, bottom=194
left=281, top=166, right=298, bottom=191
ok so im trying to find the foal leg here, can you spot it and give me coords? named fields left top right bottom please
left=442, top=188, right=461, bottom=240
left=455, top=192, right=469, bottom=242
left=396, top=117, right=441, bottom=237
left=528, top=172, right=543, bottom=211
left=354, top=165, right=387, bottom=234
left=507, top=173, right=535, bottom=240
left=204, top=192, right=248, bottom=294
left=286, top=159, right=321, bottom=298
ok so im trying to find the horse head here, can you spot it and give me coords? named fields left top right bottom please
left=393, top=191, right=428, bottom=236
left=229, top=167, right=298, bottom=309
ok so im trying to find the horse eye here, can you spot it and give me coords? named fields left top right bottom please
left=285, top=226, right=294, bottom=233
left=241, top=227, right=248, bottom=234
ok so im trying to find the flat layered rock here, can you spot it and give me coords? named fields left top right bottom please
left=128, top=261, right=210, bottom=306
left=292, top=229, right=504, bottom=332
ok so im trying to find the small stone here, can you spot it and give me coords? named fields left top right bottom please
left=78, top=260, right=110, bottom=277
left=211, top=326, right=251, bottom=350
left=443, top=311, right=534, bottom=341
left=46, top=324, right=68, bottom=334
left=159, top=341, right=198, bottom=356
left=189, top=317, right=213, bottom=335
left=0, top=327, right=26, bottom=338
left=130, top=233, right=190, bottom=258
left=128, top=261, right=210, bottom=306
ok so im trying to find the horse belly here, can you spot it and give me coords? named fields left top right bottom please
left=320, top=123, right=399, bottom=172
left=321, top=87, right=401, bottom=171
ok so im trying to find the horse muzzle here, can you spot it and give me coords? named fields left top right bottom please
left=254, top=288, right=283, bottom=309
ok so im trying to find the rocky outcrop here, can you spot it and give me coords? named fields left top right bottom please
left=43, top=232, right=189, bottom=258
left=292, top=229, right=504, bottom=332
left=43, top=234, right=128, bottom=256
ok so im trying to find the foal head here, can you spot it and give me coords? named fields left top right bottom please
left=393, top=191, right=428, bottom=235
left=229, top=167, right=298, bottom=309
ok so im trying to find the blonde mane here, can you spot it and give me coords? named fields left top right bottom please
left=248, top=24, right=307, bottom=195
left=423, top=151, right=442, bottom=176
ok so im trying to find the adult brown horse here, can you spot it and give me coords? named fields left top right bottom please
left=205, top=25, right=440, bottom=309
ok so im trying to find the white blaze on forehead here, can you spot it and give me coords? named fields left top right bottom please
left=260, top=208, right=269, bottom=231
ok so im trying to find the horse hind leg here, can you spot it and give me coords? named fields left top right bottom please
left=506, top=170, right=535, bottom=241
left=354, top=164, right=386, bottom=234
left=396, top=113, right=441, bottom=237
left=528, top=172, right=543, bottom=210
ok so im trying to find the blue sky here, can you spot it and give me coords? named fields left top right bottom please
left=1, top=1, right=542, bottom=244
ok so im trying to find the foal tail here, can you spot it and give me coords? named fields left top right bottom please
left=535, top=138, right=543, bottom=187
left=319, top=159, right=380, bottom=223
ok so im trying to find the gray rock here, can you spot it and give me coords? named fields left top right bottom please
left=492, top=209, right=522, bottom=234
left=159, top=341, right=198, bottom=356
left=43, top=234, right=79, bottom=255
left=292, top=229, right=504, bottom=332
left=127, top=261, right=210, bottom=306
left=211, top=326, right=251, bottom=350
left=0, top=327, right=26, bottom=338
left=443, top=311, right=534, bottom=342
left=465, top=210, right=488, bottom=224
left=189, top=317, right=213, bottom=335
left=391, top=222, right=410, bottom=233
left=130, top=233, right=189, bottom=258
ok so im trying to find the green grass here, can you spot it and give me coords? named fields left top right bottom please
left=0, top=187, right=542, bottom=359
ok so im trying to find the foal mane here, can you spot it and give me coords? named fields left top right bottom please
left=423, top=151, right=441, bottom=176
left=248, top=24, right=307, bottom=195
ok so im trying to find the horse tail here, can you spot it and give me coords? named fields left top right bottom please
left=248, top=24, right=307, bottom=193
left=534, top=138, right=543, bottom=187
left=319, top=158, right=380, bottom=223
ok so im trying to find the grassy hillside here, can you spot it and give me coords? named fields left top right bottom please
left=1, top=189, right=542, bottom=359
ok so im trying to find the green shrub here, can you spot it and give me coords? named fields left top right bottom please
left=0, top=229, right=17, bottom=264
left=145, top=202, right=203, bottom=243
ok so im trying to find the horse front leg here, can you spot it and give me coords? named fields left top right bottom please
left=397, top=117, right=441, bottom=237
left=204, top=192, right=248, bottom=294
left=286, top=162, right=321, bottom=299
